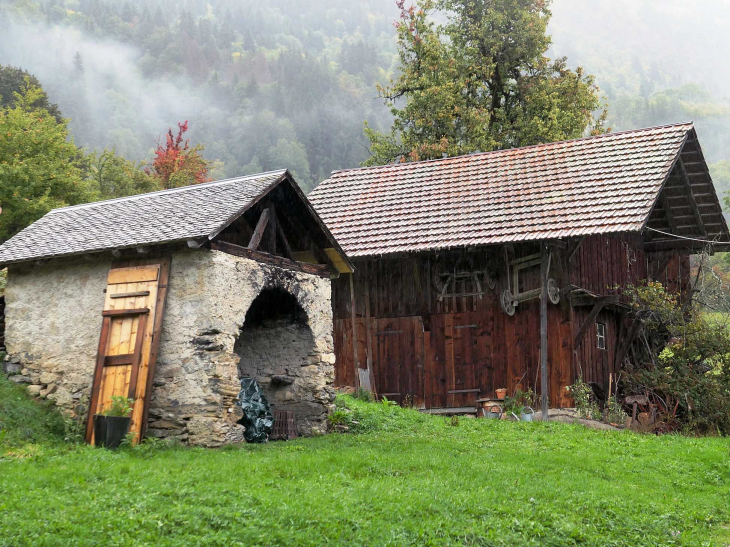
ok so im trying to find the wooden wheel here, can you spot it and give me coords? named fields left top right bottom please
left=547, top=278, right=560, bottom=305
left=501, top=289, right=516, bottom=316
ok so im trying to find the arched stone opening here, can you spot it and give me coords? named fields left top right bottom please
left=234, top=287, right=328, bottom=435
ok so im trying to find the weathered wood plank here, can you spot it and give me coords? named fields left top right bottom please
left=212, top=240, right=330, bottom=278
left=247, top=207, right=270, bottom=250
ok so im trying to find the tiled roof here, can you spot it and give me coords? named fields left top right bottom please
left=0, top=170, right=287, bottom=265
left=308, top=123, right=694, bottom=257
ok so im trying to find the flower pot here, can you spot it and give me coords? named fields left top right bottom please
left=520, top=407, right=535, bottom=422
left=495, top=389, right=507, bottom=400
left=104, top=416, right=131, bottom=449
left=93, top=415, right=107, bottom=447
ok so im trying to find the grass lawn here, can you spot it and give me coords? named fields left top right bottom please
left=1, top=389, right=729, bottom=547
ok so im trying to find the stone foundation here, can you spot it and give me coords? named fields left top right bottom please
left=3, top=249, right=336, bottom=447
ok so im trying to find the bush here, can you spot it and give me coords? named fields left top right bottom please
left=622, top=282, right=730, bottom=435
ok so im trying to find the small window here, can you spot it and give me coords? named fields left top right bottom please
left=596, top=323, right=606, bottom=350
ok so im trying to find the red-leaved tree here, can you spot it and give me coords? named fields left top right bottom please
left=147, top=121, right=210, bottom=189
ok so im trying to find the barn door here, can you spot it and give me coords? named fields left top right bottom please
left=85, top=261, right=170, bottom=445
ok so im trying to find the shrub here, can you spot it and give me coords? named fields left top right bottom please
left=622, top=282, right=730, bottom=435
left=567, top=377, right=601, bottom=420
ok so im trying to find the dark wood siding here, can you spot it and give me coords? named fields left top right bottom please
left=332, top=234, right=688, bottom=409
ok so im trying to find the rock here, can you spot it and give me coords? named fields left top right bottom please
left=9, top=375, right=31, bottom=384
left=4, top=363, right=22, bottom=375
left=40, top=385, right=57, bottom=398
left=26, top=385, right=43, bottom=396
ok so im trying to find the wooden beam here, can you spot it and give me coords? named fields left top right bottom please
left=140, top=256, right=171, bottom=441
left=266, top=205, right=277, bottom=255
left=349, top=273, right=360, bottom=389
left=540, top=243, right=549, bottom=419
left=211, top=240, right=330, bottom=277
left=109, top=291, right=150, bottom=299
left=614, top=316, right=642, bottom=370
left=660, top=192, right=679, bottom=233
left=102, top=308, right=150, bottom=317
left=651, top=254, right=673, bottom=280
left=644, top=238, right=726, bottom=252
left=247, top=208, right=270, bottom=250
left=85, top=316, right=112, bottom=443
left=573, top=296, right=615, bottom=347
left=275, top=217, right=294, bottom=259
left=363, top=265, right=376, bottom=396
left=677, top=157, right=707, bottom=236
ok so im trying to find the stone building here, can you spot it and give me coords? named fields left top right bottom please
left=0, top=170, right=352, bottom=446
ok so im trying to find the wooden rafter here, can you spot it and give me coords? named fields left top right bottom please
left=676, top=157, right=707, bottom=236
left=247, top=208, right=270, bottom=250
left=660, top=191, right=679, bottom=233
left=275, top=218, right=294, bottom=259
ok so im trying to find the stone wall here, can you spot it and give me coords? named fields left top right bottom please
left=3, top=249, right=336, bottom=446
left=235, top=296, right=328, bottom=436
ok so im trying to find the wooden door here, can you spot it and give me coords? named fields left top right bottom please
left=371, top=317, right=425, bottom=406
left=85, top=261, right=170, bottom=445
left=426, top=311, right=490, bottom=408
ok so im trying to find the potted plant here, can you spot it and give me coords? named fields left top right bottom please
left=95, top=396, right=134, bottom=449
left=495, top=388, right=507, bottom=400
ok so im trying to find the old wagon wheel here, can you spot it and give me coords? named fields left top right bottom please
left=547, top=278, right=560, bottom=305
left=501, top=289, right=516, bottom=316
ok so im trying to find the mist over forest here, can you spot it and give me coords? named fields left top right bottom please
left=1, top=0, right=730, bottom=194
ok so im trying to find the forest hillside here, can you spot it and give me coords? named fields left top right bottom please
left=1, top=0, right=730, bottom=195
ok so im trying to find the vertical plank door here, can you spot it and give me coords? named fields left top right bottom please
left=85, top=261, right=170, bottom=445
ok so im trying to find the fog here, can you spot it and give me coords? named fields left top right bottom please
left=1, top=0, right=729, bottom=179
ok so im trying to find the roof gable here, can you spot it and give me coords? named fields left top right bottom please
left=309, top=123, right=728, bottom=257
left=0, top=170, right=351, bottom=267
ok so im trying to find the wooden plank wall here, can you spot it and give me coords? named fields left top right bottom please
left=569, top=234, right=647, bottom=301
left=332, top=234, right=679, bottom=410
left=572, top=307, right=618, bottom=389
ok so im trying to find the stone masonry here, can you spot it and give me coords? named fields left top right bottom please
left=3, top=248, right=336, bottom=447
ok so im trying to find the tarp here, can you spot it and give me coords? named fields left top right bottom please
left=236, top=378, right=274, bottom=443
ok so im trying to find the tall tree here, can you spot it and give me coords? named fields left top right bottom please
left=87, top=149, right=161, bottom=200
left=0, top=65, right=63, bottom=124
left=0, top=85, right=93, bottom=242
left=364, top=0, right=608, bottom=165
left=146, top=121, right=211, bottom=189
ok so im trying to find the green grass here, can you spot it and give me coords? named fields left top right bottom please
left=1, top=393, right=729, bottom=546
left=0, top=375, right=66, bottom=447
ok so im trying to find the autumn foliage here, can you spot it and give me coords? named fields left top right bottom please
left=147, top=121, right=210, bottom=189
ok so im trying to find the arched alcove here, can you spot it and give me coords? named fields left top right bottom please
left=234, top=287, right=324, bottom=435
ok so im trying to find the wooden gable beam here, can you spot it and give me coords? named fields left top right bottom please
left=573, top=295, right=617, bottom=347
left=275, top=217, right=294, bottom=259
left=660, top=191, right=679, bottom=233
left=247, top=208, right=270, bottom=250
left=676, top=157, right=707, bottom=236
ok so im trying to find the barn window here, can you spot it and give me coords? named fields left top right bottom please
left=596, top=322, right=606, bottom=350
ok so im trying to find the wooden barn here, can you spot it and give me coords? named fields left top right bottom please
left=308, top=123, right=730, bottom=411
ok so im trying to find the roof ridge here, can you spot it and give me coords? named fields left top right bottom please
left=50, top=169, right=288, bottom=214
left=326, top=121, right=694, bottom=176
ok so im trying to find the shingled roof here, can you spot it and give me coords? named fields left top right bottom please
left=0, top=170, right=290, bottom=265
left=309, top=122, right=729, bottom=257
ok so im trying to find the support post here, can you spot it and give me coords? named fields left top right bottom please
left=349, top=273, right=360, bottom=389
left=540, top=243, right=549, bottom=421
